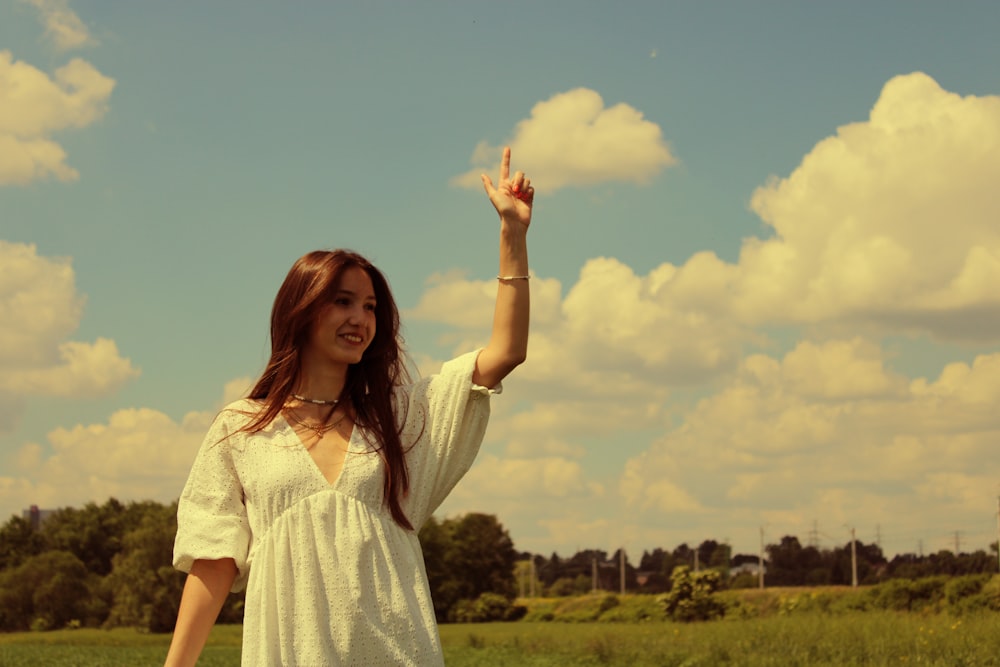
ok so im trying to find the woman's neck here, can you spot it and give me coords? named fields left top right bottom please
left=294, top=361, right=349, bottom=404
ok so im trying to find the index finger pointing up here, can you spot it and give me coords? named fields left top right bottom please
left=500, top=146, right=511, bottom=181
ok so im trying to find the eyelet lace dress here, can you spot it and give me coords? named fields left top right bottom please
left=173, top=351, right=498, bottom=666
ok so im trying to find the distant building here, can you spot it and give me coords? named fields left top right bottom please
left=730, top=561, right=767, bottom=577
left=22, top=505, right=55, bottom=530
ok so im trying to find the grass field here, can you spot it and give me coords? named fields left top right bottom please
left=2, top=612, right=1000, bottom=666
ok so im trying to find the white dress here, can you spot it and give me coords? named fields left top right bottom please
left=173, top=351, right=497, bottom=666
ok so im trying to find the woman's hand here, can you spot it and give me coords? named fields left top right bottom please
left=472, top=146, right=532, bottom=389
left=481, top=146, right=533, bottom=231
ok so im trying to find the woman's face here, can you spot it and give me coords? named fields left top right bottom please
left=303, top=266, right=377, bottom=367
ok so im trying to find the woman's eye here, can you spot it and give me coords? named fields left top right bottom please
left=365, top=303, right=376, bottom=312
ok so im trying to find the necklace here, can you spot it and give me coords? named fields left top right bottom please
left=286, top=407, right=345, bottom=439
left=292, top=393, right=339, bottom=406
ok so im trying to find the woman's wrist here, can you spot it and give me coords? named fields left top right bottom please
left=499, top=216, right=529, bottom=236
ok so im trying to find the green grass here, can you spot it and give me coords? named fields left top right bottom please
left=439, top=614, right=1000, bottom=666
left=2, top=613, right=1000, bottom=666
left=0, top=626, right=241, bottom=667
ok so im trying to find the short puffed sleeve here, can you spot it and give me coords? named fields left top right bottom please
left=401, top=350, right=499, bottom=528
left=172, top=405, right=252, bottom=592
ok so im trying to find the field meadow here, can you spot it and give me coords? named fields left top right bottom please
left=2, top=589, right=1000, bottom=666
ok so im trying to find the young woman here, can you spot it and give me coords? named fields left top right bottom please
left=164, top=147, right=533, bottom=666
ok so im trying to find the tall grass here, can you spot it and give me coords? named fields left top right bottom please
left=440, top=614, right=1000, bottom=666
left=0, top=626, right=241, bottom=667
left=1, top=611, right=999, bottom=666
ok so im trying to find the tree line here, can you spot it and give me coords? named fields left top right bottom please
left=1, top=498, right=997, bottom=631
left=0, top=498, right=521, bottom=632
left=522, top=536, right=1000, bottom=597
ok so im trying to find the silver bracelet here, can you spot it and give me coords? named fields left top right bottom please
left=497, top=274, right=531, bottom=281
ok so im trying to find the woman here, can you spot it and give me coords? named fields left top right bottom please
left=164, top=147, right=533, bottom=666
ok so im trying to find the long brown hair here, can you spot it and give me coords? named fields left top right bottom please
left=242, top=249, right=413, bottom=529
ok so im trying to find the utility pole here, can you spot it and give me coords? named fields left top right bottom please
left=619, top=548, right=626, bottom=595
left=530, top=558, right=536, bottom=597
left=694, top=549, right=699, bottom=572
left=758, top=525, right=765, bottom=590
left=850, top=527, right=858, bottom=588
left=996, top=496, right=1000, bottom=574
left=954, top=531, right=961, bottom=555
left=592, top=556, right=598, bottom=593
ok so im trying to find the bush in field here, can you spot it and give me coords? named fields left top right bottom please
left=597, top=594, right=620, bottom=614
left=982, top=575, right=1000, bottom=610
left=547, top=575, right=590, bottom=597
left=521, top=600, right=557, bottom=622
left=659, top=566, right=726, bottom=622
left=828, top=589, right=871, bottom=613
left=870, top=575, right=948, bottom=612
left=944, top=573, right=1000, bottom=615
left=552, top=595, right=606, bottom=622
left=597, top=595, right=664, bottom=622
left=448, top=592, right=526, bottom=623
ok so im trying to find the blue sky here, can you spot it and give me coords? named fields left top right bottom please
left=3, top=0, right=1000, bottom=561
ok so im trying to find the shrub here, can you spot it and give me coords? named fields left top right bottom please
left=504, top=603, right=528, bottom=621
left=981, top=575, right=1000, bottom=611
left=944, top=574, right=989, bottom=605
left=598, top=594, right=620, bottom=614
left=447, top=592, right=523, bottom=623
left=597, top=595, right=663, bottom=623
left=548, top=576, right=590, bottom=597
left=658, top=566, right=726, bottom=622
left=871, top=576, right=947, bottom=612
left=550, top=593, right=608, bottom=622
left=29, top=617, right=51, bottom=632
left=945, top=573, right=997, bottom=615
left=520, top=599, right=557, bottom=622
left=523, top=608, right=555, bottom=622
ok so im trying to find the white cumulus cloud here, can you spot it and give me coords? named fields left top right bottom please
left=23, top=0, right=96, bottom=51
left=0, top=51, right=115, bottom=185
left=452, top=88, right=677, bottom=192
left=617, top=342, right=1000, bottom=555
left=0, top=385, right=238, bottom=521
left=0, top=242, right=138, bottom=427
left=733, top=72, right=1000, bottom=339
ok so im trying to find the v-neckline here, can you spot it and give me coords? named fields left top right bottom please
left=280, top=415, right=357, bottom=488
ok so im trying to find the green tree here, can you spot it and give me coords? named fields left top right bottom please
left=444, top=513, right=517, bottom=600
left=105, top=501, right=185, bottom=631
left=39, top=498, right=162, bottom=576
left=0, top=551, right=99, bottom=631
left=417, top=516, right=457, bottom=621
left=767, top=535, right=806, bottom=586
left=418, top=513, right=517, bottom=622
left=0, top=515, right=46, bottom=570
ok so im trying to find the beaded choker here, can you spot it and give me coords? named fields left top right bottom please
left=292, top=393, right=339, bottom=406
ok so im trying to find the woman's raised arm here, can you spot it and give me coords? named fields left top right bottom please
left=474, top=146, right=533, bottom=389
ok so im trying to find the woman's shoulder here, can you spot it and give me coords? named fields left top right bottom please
left=213, top=398, right=267, bottom=429
left=199, top=399, right=274, bottom=453
left=220, top=397, right=263, bottom=416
